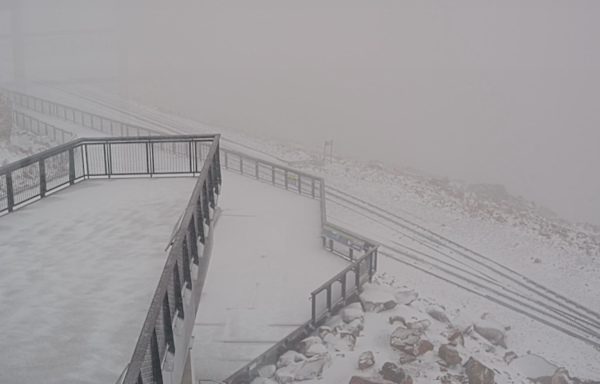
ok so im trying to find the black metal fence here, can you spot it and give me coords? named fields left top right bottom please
left=123, top=137, right=221, bottom=384
left=220, top=148, right=323, bottom=200
left=0, top=135, right=218, bottom=215
left=0, top=87, right=160, bottom=137
left=13, top=110, right=77, bottom=144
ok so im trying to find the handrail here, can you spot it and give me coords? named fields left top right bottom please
left=0, top=87, right=379, bottom=384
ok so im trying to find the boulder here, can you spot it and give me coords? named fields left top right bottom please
left=274, top=363, right=298, bottom=384
left=358, top=351, right=375, bottom=370
left=381, top=362, right=412, bottom=384
left=297, top=336, right=323, bottom=355
left=464, top=357, right=495, bottom=384
left=438, top=344, right=462, bottom=366
left=394, top=290, right=418, bottom=305
left=257, top=364, right=276, bottom=378
left=360, top=286, right=398, bottom=313
left=406, top=319, right=431, bottom=331
left=276, top=351, right=306, bottom=368
left=389, top=315, right=406, bottom=325
left=341, top=306, right=365, bottom=323
left=473, top=320, right=507, bottom=348
left=414, top=339, right=434, bottom=356
left=399, top=353, right=417, bottom=364
left=274, top=353, right=330, bottom=383
left=426, top=305, right=451, bottom=324
left=389, top=327, right=422, bottom=354
left=324, top=315, right=345, bottom=329
left=503, top=351, right=517, bottom=364
left=509, top=354, right=558, bottom=380
left=305, top=343, right=328, bottom=357
left=318, top=326, right=332, bottom=339
left=294, top=353, right=330, bottom=381
left=447, top=329, right=465, bottom=347
left=349, top=377, right=397, bottom=384
left=346, top=318, right=365, bottom=336
left=323, top=330, right=357, bottom=351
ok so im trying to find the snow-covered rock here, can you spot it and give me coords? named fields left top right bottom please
left=276, top=351, right=306, bottom=368
left=360, top=285, right=397, bottom=313
left=305, top=343, right=328, bottom=357
left=297, top=336, right=322, bottom=355
left=341, top=306, right=365, bottom=323
left=426, top=305, right=451, bottom=324
left=323, top=330, right=356, bottom=351
left=473, top=320, right=507, bottom=348
left=394, top=289, right=418, bottom=305
left=358, top=351, right=375, bottom=370
left=389, top=327, right=422, bottom=354
left=439, top=344, right=462, bottom=366
left=380, top=362, right=412, bottom=384
left=294, top=353, right=330, bottom=381
left=257, top=364, right=276, bottom=378
left=509, top=354, right=558, bottom=379
left=464, top=357, right=495, bottom=384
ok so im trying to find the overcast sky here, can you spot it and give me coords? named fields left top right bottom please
left=3, top=0, right=600, bottom=225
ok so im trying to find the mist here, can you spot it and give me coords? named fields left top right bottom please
left=3, top=0, right=600, bottom=225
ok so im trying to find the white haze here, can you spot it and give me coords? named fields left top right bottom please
left=2, top=0, right=600, bottom=225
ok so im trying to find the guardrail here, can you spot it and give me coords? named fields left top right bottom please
left=123, top=136, right=221, bottom=384
left=0, top=133, right=222, bottom=384
left=13, top=110, right=78, bottom=144
left=0, top=135, right=218, bottom=215
left=1, top=87, right=160, bottom=137
left=1, top=88, right=379, bottom=384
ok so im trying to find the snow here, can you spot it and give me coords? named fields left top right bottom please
left=509, top=354, right=558, bottom=379
left=192, top=171, right=348, bottom=383
left=0, top=177, right=198, bottom=384
left=2, top=80, right=599, bottom=381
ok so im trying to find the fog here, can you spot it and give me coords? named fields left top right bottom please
left=2, top=0, right=600, bottom=225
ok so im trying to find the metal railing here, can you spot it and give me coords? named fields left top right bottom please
left=12, top=110, right=78, bottom=144
left=123, top=137, right=221, bottom=384
left=0, top=135, right=218, bottom=215
left=1, top=87, right=161, bottom=137
left=0, top=88, right=380, bottom=384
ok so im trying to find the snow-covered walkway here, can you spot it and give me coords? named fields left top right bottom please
left=0, top=177, right=198, bottom=384
left=193, top=171, right=348, bottom=383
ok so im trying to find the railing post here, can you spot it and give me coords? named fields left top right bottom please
left=341, top=274, right=347, bottom=302
left=311, top=294, right=316, bottom=325
left=68, top=147, right=75, bottom=185
left=329, top=239, right=333, bottom=252
left=355, top=263, right=360, bottom=288
left=326, top=286, right=332, bottom=314
left=349, top=248, right=354, bottom=261
left=368, top=253, right=374, bottom=283
left=39, top=159, right=46, bottom=197
left=150, top=330, right=164, bottom=384
left=6, top=172, right=14, bottom=212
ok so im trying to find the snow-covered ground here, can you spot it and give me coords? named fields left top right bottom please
left=194, top=171, right=348, bottom=382
left=0, top=177, right=197, bottom=384
left=0, top=126, right=55, bottom=166
left=1, top=80, right=599, bottom=382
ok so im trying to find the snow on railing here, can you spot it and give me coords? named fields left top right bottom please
left=13, top=110, right=77, bottom=145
